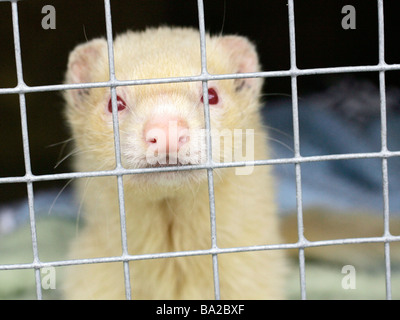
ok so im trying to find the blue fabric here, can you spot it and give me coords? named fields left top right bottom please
left=263, top=79, right=400, bottom=215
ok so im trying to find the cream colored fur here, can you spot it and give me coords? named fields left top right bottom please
left=63, top=27, right=287, bottom=299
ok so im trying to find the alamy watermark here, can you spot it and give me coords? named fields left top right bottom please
left=342, top=5, right=356, bottom=30
left=41, top=267, right=56, bottom=290
left=144, top=123, right=256, bottom=176
left=41, top=5, right=356, bottom=31
left=41, top=5, right=56, bottom=30
left=341, top=265, right=356, bottom=290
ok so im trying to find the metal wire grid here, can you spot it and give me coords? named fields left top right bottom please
left=0, top=0, right=399, bottom=300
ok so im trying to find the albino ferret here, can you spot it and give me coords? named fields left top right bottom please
left=63, top=27, right=286, bottom=299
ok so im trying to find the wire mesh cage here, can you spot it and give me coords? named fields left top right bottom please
left=0, top=0, right=400, bottom=300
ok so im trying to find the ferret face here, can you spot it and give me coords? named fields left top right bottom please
left=64, top=27, right=263, bottom=188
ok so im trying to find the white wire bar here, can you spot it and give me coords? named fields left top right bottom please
left=287, top=0, right=308, bottom=300
left=103, top=0, right=132, bottom=300
left=2, top=63, right=400, bottom=96
left=2, top=150, right=400, bottom=185
left=2, top=234, right=400, bottom=271
left=0, top=0, right=399, bottom=301
left=377, top=0, right=392, bottom=300
left=10, top=0, right=43, bottom=300
left=196, top=0, right=221, bottom=300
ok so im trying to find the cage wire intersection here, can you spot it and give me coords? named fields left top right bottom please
left=0, top=0, right=400, bottom=300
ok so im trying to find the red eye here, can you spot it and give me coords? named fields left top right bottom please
left=108, top=95, right=127, bottom=113
left=201, top=88, right=219, bottom=105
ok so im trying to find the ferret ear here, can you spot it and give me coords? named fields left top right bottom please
left=65, top=38, right=107, bottom=104
left=217, top=36, right=262, bottom=93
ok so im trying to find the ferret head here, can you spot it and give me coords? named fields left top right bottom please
left=64, top=27, right=263, bottom=189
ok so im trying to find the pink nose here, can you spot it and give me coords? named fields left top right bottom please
left=144, top=117, right=190, bottom=155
